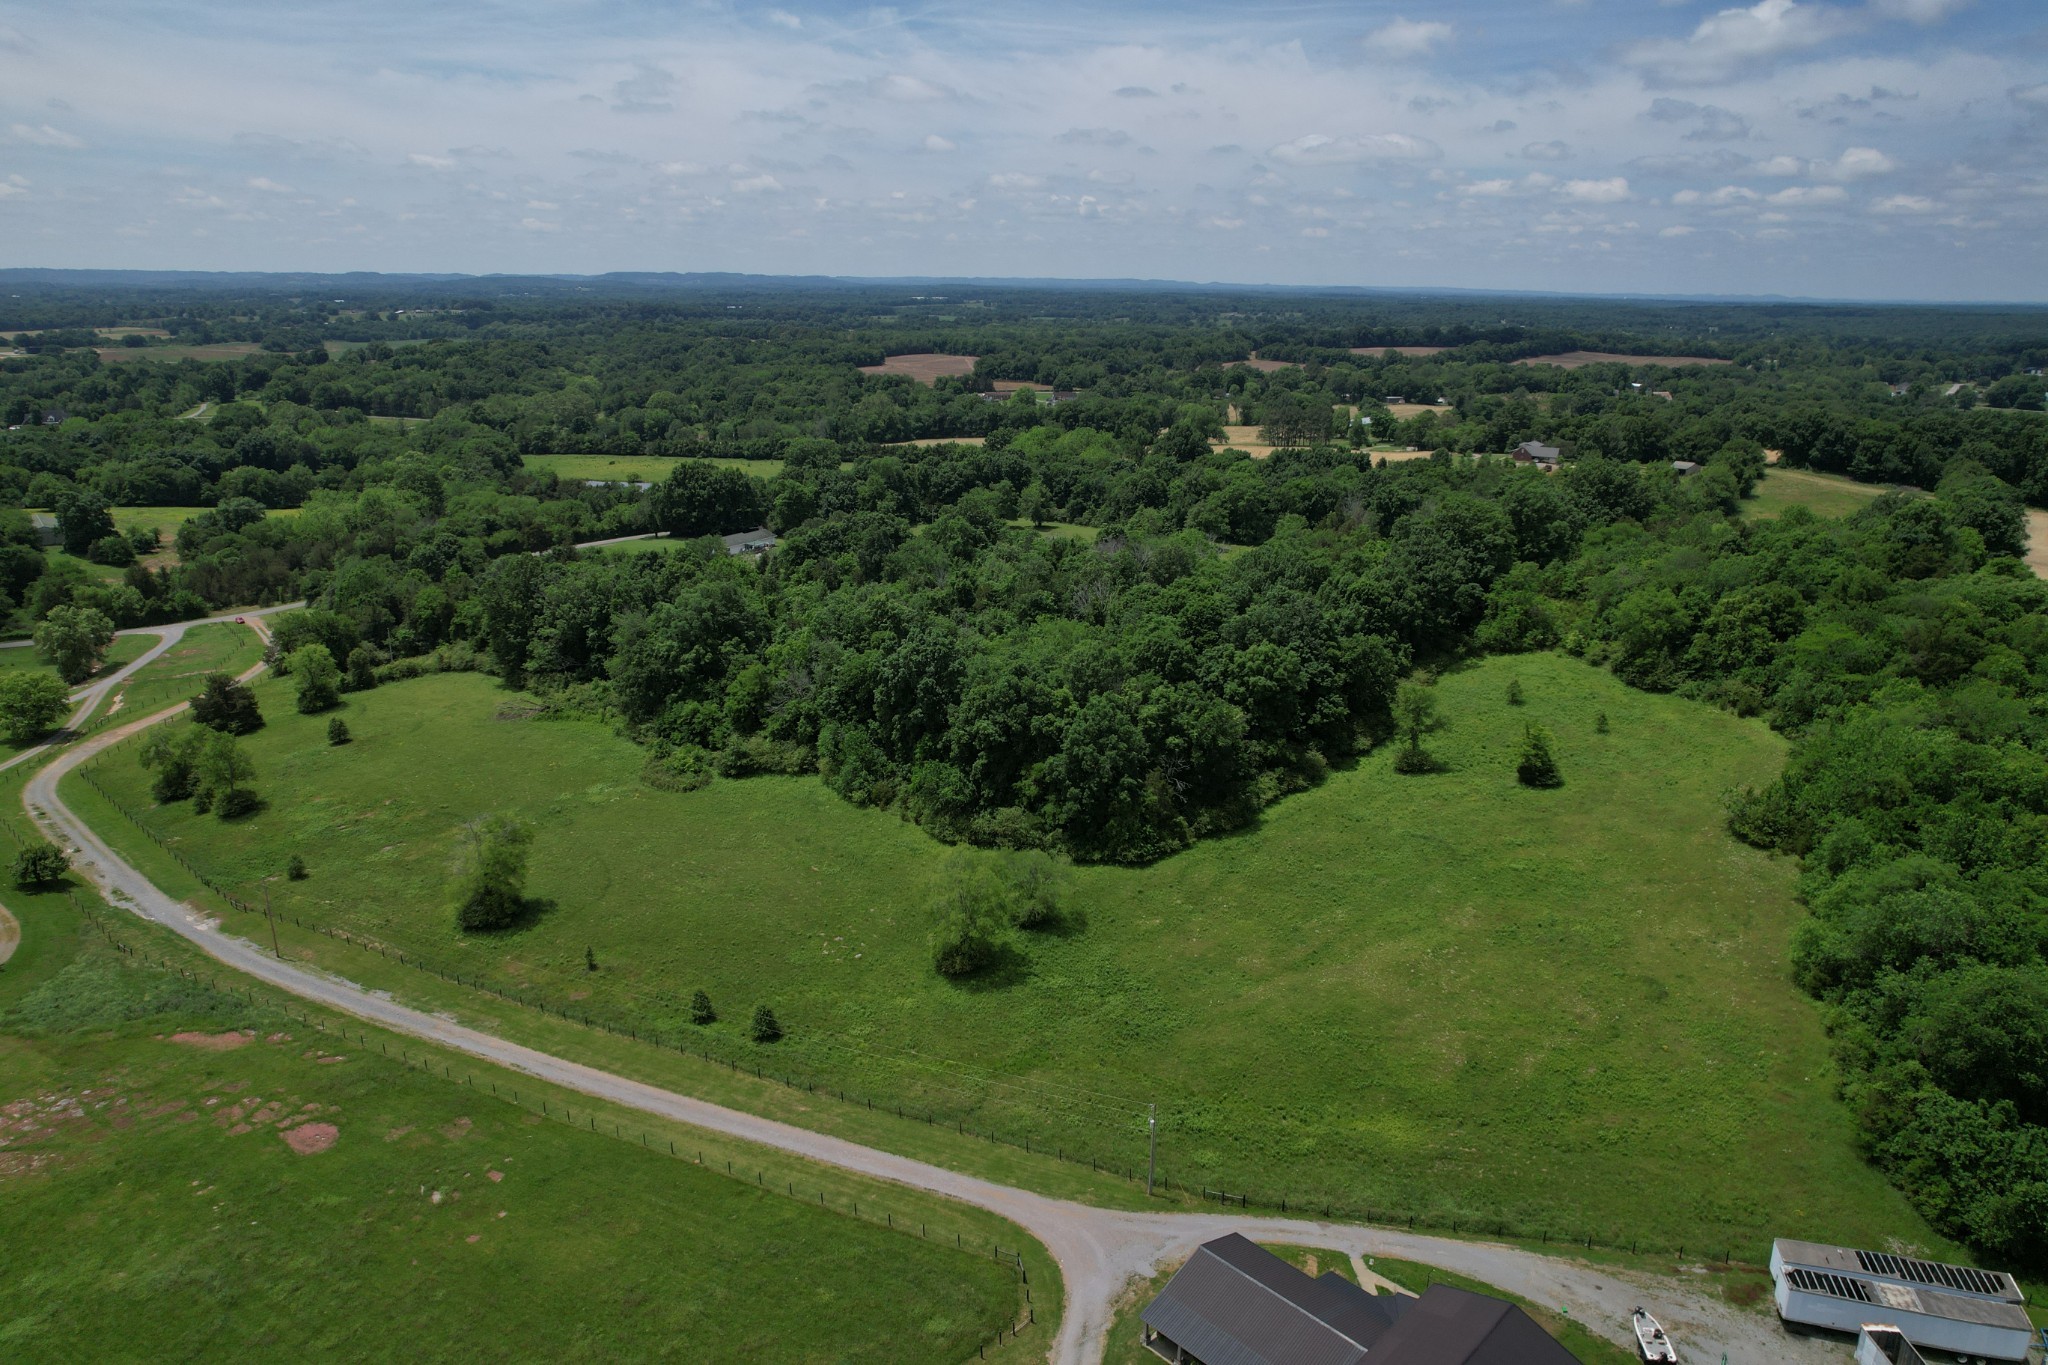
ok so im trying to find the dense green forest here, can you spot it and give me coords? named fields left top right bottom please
left=6, top=276, right=2048, bottom=1264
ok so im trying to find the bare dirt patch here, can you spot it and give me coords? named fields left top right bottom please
left=857, top=353, right=977, bottom=384
left=1229, top=356, right=1298, bottom=372
left=169, top=1031, right=253, bottom=1051
left=989, top=379, right=1050, bottom=394
left=282, top=1122, right=338, bottom=1155
left=886, top=435, right=988, bottom=448
left=0, top=902, right=18, bottom=966
left=1515, top=351, right=1731, bottom=370
left=2025, top=507, right=2048, bottom=582
left=1351, top=345, right=1450, bottom=356
left=440, top=1116, right=473, bottom=1142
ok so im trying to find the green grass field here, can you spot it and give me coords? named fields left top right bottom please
left=523, top=454, right=787, bottom=483
left=1742, top=467, right=1889, bottom=521
left=99, top=623, right=265, bottom=723
left=0, top=902, right=1024, bottom=1361
left=65, top=653, right=1939, bottom=1259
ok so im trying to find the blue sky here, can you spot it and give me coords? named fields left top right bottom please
left=1, top=0, right=2045, bottom=299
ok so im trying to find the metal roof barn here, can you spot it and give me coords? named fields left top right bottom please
left=1770, top=1239, right=2032, bottom=1362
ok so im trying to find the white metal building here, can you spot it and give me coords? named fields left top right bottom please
left=1770, top=1239, right=2032, bottom=1362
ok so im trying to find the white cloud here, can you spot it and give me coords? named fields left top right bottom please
left=1660, top=225, right=1697, bottom=236
left=1869, top=0, right=1969, bottom=21
left=766, top=9, right=802, bottom=29
left=1767, top=183, right=1847, bottom=203
left=406, top=152, right=455, bottom=170
left=1871, top=193, right=1936, bottom=212
left=1267, top=133, right=1439, bottom=166
left=1562, top=177, right=1631, bottom=203
left=1522, top=140, right=1572, bottom=161
left=1623, top=0, right=1847, bottom=84
left=1364, top=18, right=1454, bottom=59
left=1459, top=179, right=1517, bottom=198
left=987, top=172, right=1043, bottom=190
left=0, top=181, right=26, bottom=199
left=1672, top=185, right=1761, bottom=204
left=730, top=173, right=783, bottom=193
left=1830, top=146, right=1896, bottom=177
left=247, top=176, right=291, bottom=193
left=518, top=216, right=558, bottom=232
left=1757, top=155, right=1807, bottom=176
left=8, top=122, right=85, bottom=149
left=2014, top=84, right=2048, bottom=110
left=923, top=134, right=957, bottom=153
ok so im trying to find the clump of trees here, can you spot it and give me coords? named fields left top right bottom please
left=749, top=1005, right=783, bottom=1043
left=34, top=605, right=115, bottom=685
left=453, top=813, right=534, bottom=932
left=0, top=672, right=71, bottom=743
left=138, top=724, right=259, bottom=817
left=689, top=990, right=716, bottom=1025
left=190, top=674, right=263, bottom=735
left=928, top=850, right=1071, bottom=978
left=13, top=840, right=67, bottom=887
left=288, top=644, right=342, bottom=713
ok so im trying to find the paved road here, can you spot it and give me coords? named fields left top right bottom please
left=18, top=617, right=1843, bottom=1365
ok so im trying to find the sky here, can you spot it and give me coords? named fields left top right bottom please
left=1, top=0, right=2045, bottom=300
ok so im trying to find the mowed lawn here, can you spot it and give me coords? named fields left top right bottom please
left=0, top=911, right=1019, bottom=1362
left=1742, top=467, right=1888, bottom=521
left=70, top=654, right=1935, bottom=1255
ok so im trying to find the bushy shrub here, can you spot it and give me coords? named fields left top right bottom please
left=453, top=814, right=533, bottom=933
left=689, top=990, right=716, bottom=1025
left=327, top=716, right=351, bottom=746
left=14, top=841, right=68, bottom=887
left=749, top=1005, right=782, bottom=1043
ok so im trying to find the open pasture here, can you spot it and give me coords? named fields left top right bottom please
left=72, top=653, right=1939, bottom=1259
left=857, top=352, right=978, bottom=383
left=1515, top=351, right=1731, bottom=370
left=0, top=916, right=1023, bottom=1362
left=1741, top=467, right=1889, bottom=522
left=1229, top=356, right=1298, bottom=372
left=1385, top=402, right=1453, bottom=418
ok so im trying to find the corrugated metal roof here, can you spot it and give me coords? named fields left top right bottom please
left=1139, top=1235, right=1387, bottom=1365
left=1773, top=1240, right=2021, bottom=1302
left=1366, top=1284, right=1584, bottom=1365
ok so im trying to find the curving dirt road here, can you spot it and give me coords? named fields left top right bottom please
left=18, top=616, right=1840, bottom=1365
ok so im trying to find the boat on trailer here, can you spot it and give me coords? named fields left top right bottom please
left=1633, top=1307, right=1678, bottom=1362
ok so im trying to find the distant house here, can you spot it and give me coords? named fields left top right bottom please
left=28, top=512, right=59, bottom=547
left=1651, top=389, right=1675, bottom=401
left=1672, top=460, right=1701, bottom=476
left=1510, top=440, right=1561, bottom=468
left=40, top=407, right=67, bottom=426
left=721, top=527, right=778, bottom=556
left=1139, top=1234, right=1581, bottom=1365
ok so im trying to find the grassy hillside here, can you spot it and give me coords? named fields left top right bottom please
left=0, top=897, right=1024, bottom=1361
left=67, top=653, right=1936, bottom=1256
left=1742, top=466, right=1888, bottom=521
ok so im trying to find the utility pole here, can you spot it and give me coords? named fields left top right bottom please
left=263, top=883, right=279, bottom=959
left=1146, top=1103, right=1157, bottom=1198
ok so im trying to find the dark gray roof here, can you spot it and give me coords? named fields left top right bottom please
left=1139, top=1234, right=1397, bottom=1365
left=1366, top=1284, right=1584, bottom=1365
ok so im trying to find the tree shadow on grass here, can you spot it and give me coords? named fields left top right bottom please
left=462, top=896, right=558, bottom=936
left=943, top=942, right=1033, bottom=993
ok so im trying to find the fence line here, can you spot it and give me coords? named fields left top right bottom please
left=64, top=760, right=1760, bottom=1271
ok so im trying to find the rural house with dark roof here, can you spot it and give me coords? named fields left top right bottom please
left=1138, top=1234, right=1583, bottom=1364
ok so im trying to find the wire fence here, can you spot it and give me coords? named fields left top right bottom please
left=65, top=757, right=1767, bottom=1272
left=54, top=887, right=1040, bottom=1360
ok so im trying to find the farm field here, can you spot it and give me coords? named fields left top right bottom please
left=1514, top=351, right=1731, bottom=369
left=1385, top=402, right=1452, bottom=418
left=70, top=653, right=1939, bottom=1260
left=857, top=352, right=977, bottom=383
left=2027, top=507, right=2048, bottom=580
left=523, top=454, right=787, bottom=483
left=1229, top=356, right=1298, bottom=372
left=1741, top=467, right=1889, bottom=521
left=0, top=906, right=1024, bottom=1362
